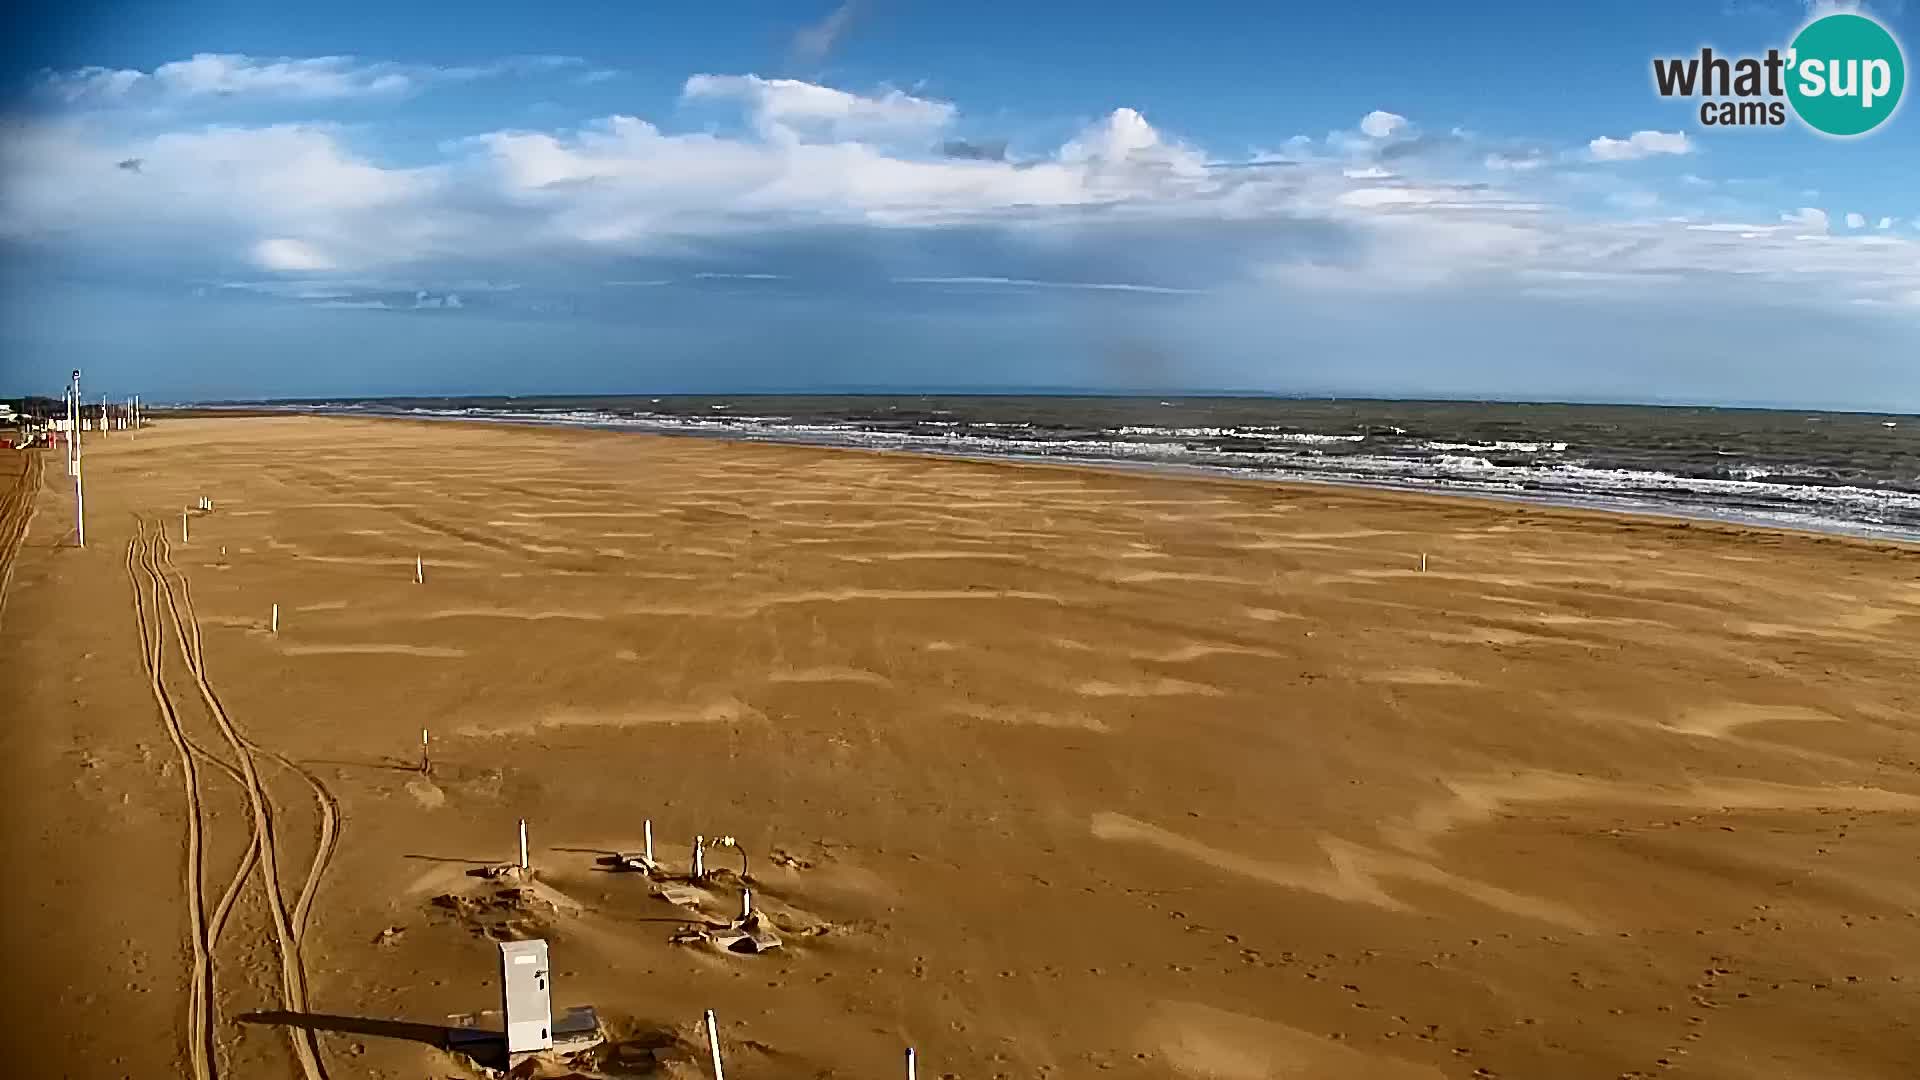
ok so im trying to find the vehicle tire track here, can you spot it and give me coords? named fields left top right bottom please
left=126, top=522, right=217, bottom=1080
left=150, top=528, right=333, bottom=1080
left=0, top=449, right=44, bottom=629
left=169, top=550, right=341, bottom=949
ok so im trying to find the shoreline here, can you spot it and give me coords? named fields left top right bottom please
left=228, top=409, right=1920, bottom=553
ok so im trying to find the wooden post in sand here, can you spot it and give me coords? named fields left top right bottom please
left=739, top=888, right=752, bottom=921
left=415, top=555, right=424, bottom=585
left=420, top=728, right=430, bottom=775
left=518, top=819, right=530, bottom=872
left=182, top=509, right=189, bottom=544
left=1420, top=552, right=1427, bottom=573
left=704, top=1010, right=726, bottom=1080
left=271, top=604, right=279, bottom=634
left=693, top=835, right=705, bottom=881
left=644, top=819, right=654, bottom=866
left=906, top=1048, right=917, bottom=1080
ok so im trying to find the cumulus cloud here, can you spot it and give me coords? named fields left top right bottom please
left=683, top=74, right=954, bottom=143
left=1879, top=216, right=1895, bottom=229
left=1588, top=130, right=1694, bottom=161
left=1846, top=212, right=1867, bottom=228
left=1359, top=110, right=1408, bottom=138
left=3, top=59, right=1916, bottom=317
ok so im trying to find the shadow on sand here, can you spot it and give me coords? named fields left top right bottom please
left=238, top=1009, right=467, bottom=1048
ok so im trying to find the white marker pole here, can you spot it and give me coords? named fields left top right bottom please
left=271, top=604, right=279, bottom=634
left=74, top=460, right=85, bottom=548
left=740, top=887, right=752, bottom=921
left=415, top=555, right=424, bottom=584
left=906, top=1048, right=917, bottom=1080
left=704, top=1010, right=726, bottom=1080
left=693, top=835, right=705, bottom=881
left=1420, top=552, right=1427, bottom=573
left=70, top=371, right=81, bottom=474
left=644, top=819, right=654, bottom=865
left=518, top=818, right=529, bottom=871
left=183, top=509, right=189, bottom=544
left=421, top=728, right=430, bottom=774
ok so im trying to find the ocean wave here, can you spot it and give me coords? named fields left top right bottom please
left=1424, top=440, right=1569, bottom=453
left=1114, top=425, right=1365, bottom=443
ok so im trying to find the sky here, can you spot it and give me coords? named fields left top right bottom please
left=0, top=0, right=1915, bottom=408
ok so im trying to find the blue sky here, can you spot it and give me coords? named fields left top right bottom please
left=1, top=0, right=1915, bottom=408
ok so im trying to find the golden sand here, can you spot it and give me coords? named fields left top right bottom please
left=2, top=416, right=1918, bottom=1079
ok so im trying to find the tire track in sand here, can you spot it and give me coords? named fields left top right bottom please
left=168, top=539, right=342, bottom=947
left=148, top=521, right=338, bottom=1080
left=0, top=450, right=44, bottom=629
left=126, top=523, right=217, bottom=1080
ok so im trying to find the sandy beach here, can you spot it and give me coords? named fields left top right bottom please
left=4, top=414, right=1920, bottom=1079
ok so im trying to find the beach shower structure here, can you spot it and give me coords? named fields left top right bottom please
left=452, top=938, right=601, bottom=1066
left=500, top=939, right=553, bottom=1054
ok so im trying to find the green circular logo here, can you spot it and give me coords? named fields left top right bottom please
left=1787, top=13, right=1905, bottom=136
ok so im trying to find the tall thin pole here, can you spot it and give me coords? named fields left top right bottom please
left=74, top=458, right=85, bottom=548
left=704, top=1010, right=726, bottom=1080
left=65, top=375, right=77, bottom=476
left=70, top=371, right=81, bottom=468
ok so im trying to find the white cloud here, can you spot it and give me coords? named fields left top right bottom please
left=254, top=238, right=336, bottom=271
left=1359, top=111, right=1408, bottom=138
left=4, top=64, right=1916, bottom=315
left=42, top=66, right=146, bottom=102
left=1879, top=216, right=1895, bottom=229
left=1588, top=130, right=1694, bottom=161
left=310, top=299, right=393, bottom=309
left=682, top=74, right=953, bottom=143
left=894, top=276, right=1201, bottom=295
left=155, top=54, right=414, bottom=99
left=1781, top=207, right=1831, bottom=232
left=40, top=53, right=587, bottom=105
left=1846, top=212, right=1867, bottom=228
left=1058, top=107, right=1207, bottom=176
left=1485, top=152, right=1547, bottom=172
